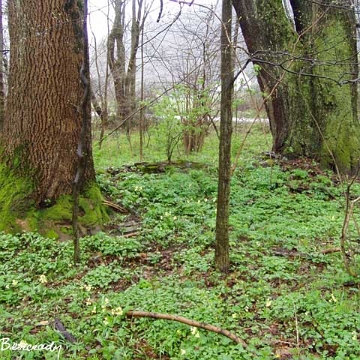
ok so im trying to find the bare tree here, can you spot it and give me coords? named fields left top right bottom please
left=107, top=0, right=146, bottom=134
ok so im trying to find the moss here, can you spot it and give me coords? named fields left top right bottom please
left=38, top=181, right=109, bottom=233
left=44, top=229, right=59, bottom=240
left=79, top=182, right=109, bottom=226
left=0, top=160, right=108, bottom=234
left=0, top=162, right=34, bottom=232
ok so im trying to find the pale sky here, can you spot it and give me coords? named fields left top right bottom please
left=88, top=0, right=218, bottom=41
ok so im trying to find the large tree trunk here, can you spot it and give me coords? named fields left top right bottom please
left=0, top=0, right=104, bottom=233
left=233, top=0, right=360, bottom=173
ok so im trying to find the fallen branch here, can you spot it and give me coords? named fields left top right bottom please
left=321, top=247, right=341, bottom=254
left=126, top=310, right=247, bottom=347
left=123, top=231, right=140, bottom=238
left=102, top=199, right=128, bottom=213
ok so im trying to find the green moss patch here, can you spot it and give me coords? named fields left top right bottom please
left=0, top=163, right=34, bottom=233
left=0, top=160, right=108, bottom=236
left=37, top=182, right=109, bottom=237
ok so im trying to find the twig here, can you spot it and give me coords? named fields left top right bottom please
left=126, top=310, right=247, bottom=347
left=102, top=199, right=128, bottom=213
left=123, top=231, right=140, bottom=238
left=321, top=247, right=341, bottom=254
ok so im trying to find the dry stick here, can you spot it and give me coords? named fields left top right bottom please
left=126, top=310, right=247, bottom=347
left=321, top=247, right=341, bottom=254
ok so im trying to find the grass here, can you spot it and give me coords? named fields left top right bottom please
left=1, top=124, right=359, bottom=359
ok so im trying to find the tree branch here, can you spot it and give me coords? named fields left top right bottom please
left=126, top=310, right=247, bottom=347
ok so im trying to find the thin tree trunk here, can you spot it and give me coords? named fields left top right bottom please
left=215, top=0, right=233, bottom=273
left=73, top=0, right=91, bottom=264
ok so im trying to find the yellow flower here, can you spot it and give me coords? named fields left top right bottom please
left=18, top=340, right=29, bottom=347
left=190, top=327, right=200, bottom=338
left=84, top=284, right=92, bottom=292
left=12, top=280, right=18, bottom=286
left=39, top=274, right=47, bottom=284
left=85, top=298, right=92, bottom=306
left=180, top=348, right=186, bottom=355
left=111, top=307, right=123, bottom=316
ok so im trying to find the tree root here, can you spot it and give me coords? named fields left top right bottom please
left=126, top=310, right=247, bottom=347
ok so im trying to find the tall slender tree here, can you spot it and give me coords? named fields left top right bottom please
left=0, top=0, right=105, bottom=232
left=215, top=0, right=233, bottom=273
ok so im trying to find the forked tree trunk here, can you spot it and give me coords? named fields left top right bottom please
left=233, top=0, right=360, bottom=173
left=108, top=0, right=143, bottom=130
left=0, top=0, right=101, bottom=231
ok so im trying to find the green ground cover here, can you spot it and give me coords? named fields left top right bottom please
left=0, top=125, right=359, bottom=359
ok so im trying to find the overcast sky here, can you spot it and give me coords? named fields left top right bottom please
left=88, top=0, right=218, bottom=41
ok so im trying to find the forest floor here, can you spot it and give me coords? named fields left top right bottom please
left=0, top=124, right=359, bottom=359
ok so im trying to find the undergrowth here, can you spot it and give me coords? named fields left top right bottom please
left=1, top=126, right=359, bottom=359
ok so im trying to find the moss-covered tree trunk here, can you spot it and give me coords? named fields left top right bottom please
left=0, top=0, right=105, bottom=233
left=233, top=0, right=360, bottom=173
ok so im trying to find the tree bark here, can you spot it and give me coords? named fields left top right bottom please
left=233, top=0, right=360, bottom=173
left=0, top=0, right=4, bottom=131
left=0, top=0, right=102, bottom=232
left=215, top=0, right=233, bottom=273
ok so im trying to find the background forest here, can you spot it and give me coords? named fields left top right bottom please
left=0, top=0, right=359, bottom=359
